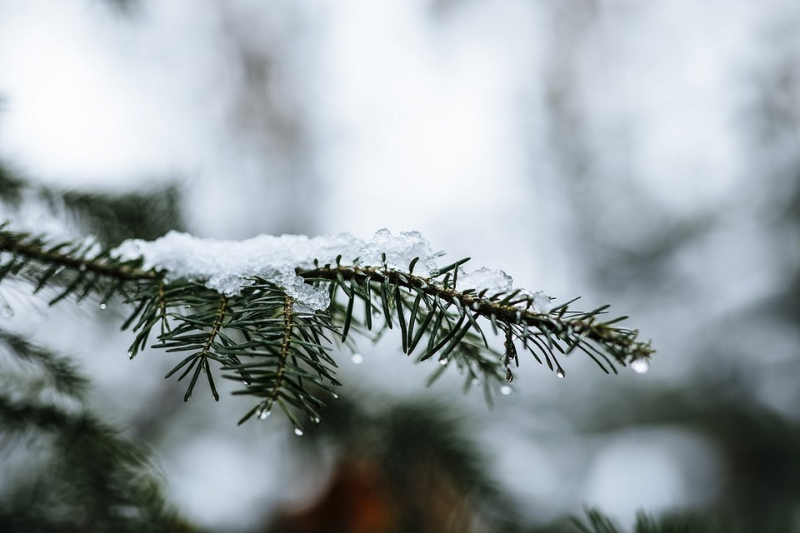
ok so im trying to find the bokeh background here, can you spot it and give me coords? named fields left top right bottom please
left=1, top=0, right=798, bottom=531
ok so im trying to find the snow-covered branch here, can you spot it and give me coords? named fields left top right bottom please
left=0, top=224, right=654, bottom=430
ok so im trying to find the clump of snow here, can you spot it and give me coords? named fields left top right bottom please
left=112, top=228, right=551, bottom=313
left=358, top=229, right=438, bottom=275
left=457, top=267, right=551, bottom=313
left=113, top=231, right=365, bottom=310
left=531, top=291, right=552, bottom=313
left=457, top=267, right=512, bottom=296
left=514, top=289, right=552, bottom=314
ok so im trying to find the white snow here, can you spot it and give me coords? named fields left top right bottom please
left=358, top=228, right=439, bottom=276
left=457, top=267, right=513, bottom=296
left=529, top=291, right=552, bottom=314
left=112, top=228, right=550, bottom=312
left=112, top=230, right=366, bottom=310
left=457, top=267, right=551, bottom=313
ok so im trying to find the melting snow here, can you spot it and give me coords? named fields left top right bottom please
left=359, top=228, right=438, bottom=276
left=457, top=267, right=551, bottom=313
left=112, top=228, right=550, bottom=312
left=113, top=230, right=365, bottom=310
left=458, top=267, right=513, bottom=296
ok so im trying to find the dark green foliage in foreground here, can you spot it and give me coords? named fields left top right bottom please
left=0, top=333, right=193, bottom=533
left=0, top=224, right=653, bottom=431
left=0, top=159, right=654, bottom=431
left=0, top=161, right=659, bottom=531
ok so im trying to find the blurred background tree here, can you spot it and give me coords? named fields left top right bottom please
left=0, top=0, right=799, bottom=531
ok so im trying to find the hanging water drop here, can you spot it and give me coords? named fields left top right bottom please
left=294, top=427, right=304, bottom=436
left=351, top=353, right=364, bottom=364
left=313, top=417, right=320, bottom=424
left=438, top=358, right=448, bottom=366
left=331, top=392, right=339, bottom=399
left=99, top=303, right=107, bottom=310
left=557, top=368, right=566, bottom=378
left=259, top=409, right=271, bottom=420
left=500, top=385, right=512, bottom=395
left=631, top=359, right=649, bottom=374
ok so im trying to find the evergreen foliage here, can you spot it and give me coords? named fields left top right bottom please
left=0, top=162, right=185, bottom=247
left=6, top=1, right=799, bottom=529
left=0, top=221, right=653, bottom=431
left=0, top=158, right=660, bottom=529
left=568, top=509, right=695, bottom=533
left=0, top=331, right=190, bottom=533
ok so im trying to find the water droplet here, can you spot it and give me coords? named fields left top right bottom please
left=78, top=264, right=87, bottom=271
left=351, top=353, right=364, bottom=364
left=557, top=368, right=566, bottom=379
left=631, top=359, right=649, bottom=374
left=472, top=378, right=481, bottom=386
left=439, top=358, right=448, bottom=366
left=2, top=306, right=13, bottom=318
left=331, top=393, right=339, bottom=399
left=242, top=379, right=251, bottom=386
left=313, top=417, right=320, bottom=424
left=259, top=409, right=271, bottom=420
left=472, top=302, right=480, bottom=310
left=128, top=349, right=135, bottom=359
left=294, top=427, right=304, bottom=436
left=500, top=385, right=512, bottom=395
left=99, top=303, right=107, bottom=310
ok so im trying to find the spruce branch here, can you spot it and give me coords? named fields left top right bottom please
left=268, top=296, right=294, bottom=418
left=302, top=264, right=652, bottom=370
left=0, top=162, right=185, bottom=248
left=0, top=229, right=155, bottom=282
left=0, top=330, right=89, bottom=399
left=0, top=388, right=186, bottom=530
left=173, top=294, right=227, bottom=402
left=0, top=225, right=655, bottom=429
left=0, top=331, right=185, bottom=531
